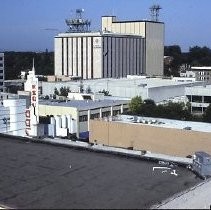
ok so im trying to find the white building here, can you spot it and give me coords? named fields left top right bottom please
left=0, top=53, right=4, bottom=92
left=24, top=60, right=39, bottom=137
left=55, top=32, right=145, bottom=79
left=41, top=77, right=200, bottom=103
left=54, top=16, right=164, bottom=79
left=0, top=98, right=26, bottom=136
left=39, top=99, right=129, bottom=139
left=185, top=85, right=211, bottom=115
left=181, top=66, right=211, bottom=83
left=191, top=67, right=211, bottom=82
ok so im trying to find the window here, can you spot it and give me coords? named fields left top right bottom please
left=192, top=95, right=202, bottom=103
left=0, top=63, right=3, bottom=67
left=82, top=95, right=92, bottom=100
left=0, top=57, right=2, bottom=61
left=90, top=113, right=100, bottom=119
left=0, top=76, right=3, bottom=79
left=113, top=109, right=120, bottom=116
left=102, top=111, right=110, bottom=117
left=0, top=70, right=3, bottom=74
left=79, top=115, right=88, bottom=122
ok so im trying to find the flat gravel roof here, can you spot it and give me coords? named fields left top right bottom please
left=39, top=99, right=129, bottom=110
left=0, top=136, right=200, bottom=209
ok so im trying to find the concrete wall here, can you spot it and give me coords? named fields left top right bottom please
left=89, top=119, right=211, bottom=157
left=101, top=17, right=164, bottom=76
left=54, top=32, right=145, bottom=79
left=55, top=34, right=101, bottom=79
left=148, top=84, right=187, bottom=102
left=102, top=35, right=145, bottom=77
left=145, top=22, right=164, bottom=76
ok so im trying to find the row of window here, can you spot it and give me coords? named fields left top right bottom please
left=198, top=71, right=210, bottom=76
left=79, top=108, right=127, bottom=122
left=60, top=37, right=93, bottom=79
left=198, top=76, right=210, bottom=81
left=187, top=95, right=211, bottom=103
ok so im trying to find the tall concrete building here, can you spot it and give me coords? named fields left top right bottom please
left=55, top=15, right=164, bottom=79
left=101, top=16, right=164, bottom=76
left=0, top=53, right=4, bottom=92
left=55, top=32, right=145, bottom=79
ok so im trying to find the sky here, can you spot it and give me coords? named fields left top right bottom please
left=0, top=0, right=211, bottom=52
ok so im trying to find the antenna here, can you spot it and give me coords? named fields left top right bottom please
left=150, top=4, right=162, bottom=22
left=65, top=9, right=91, bottom=33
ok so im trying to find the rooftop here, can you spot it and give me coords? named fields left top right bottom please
left=89, top=77, right=199, bottom=88
left=39, top=99, right=129, bottom=111
left=0, top=135, right=200, bottom=209
left=191, top=66, right=211, bottom=70
left=56, top=32, right=144, bottom=39
left=116, top=115, right=211, bottom=133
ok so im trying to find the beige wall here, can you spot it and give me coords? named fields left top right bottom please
left=90, top=119, right=211, bottom=157
left=39, top=105, right=78, bottom=119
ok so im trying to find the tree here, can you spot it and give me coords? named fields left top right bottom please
left=54, top=87, right=59, bottom=96
left=4, top=51, right=54, bottom=80
left=86, top=86, right=92, bottom=93
left=164, top=45, right=183, bottom=77
left=129, top=96, right=142, bottom=114
left=140, top=99, right=156, bottom=117
left=99, top=89, right=111, bottom=96
left=203, top=104, right=211, bottom=123
left=188, top=46, right=211, bottom=66
left=59, top=86, right=70, bottom=97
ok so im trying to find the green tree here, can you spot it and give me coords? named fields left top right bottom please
left=99, top=89, right=111, bottom=96
left=4, top=51, right=54, bottom=80
left=59, top=86, right=70, bottom=97
left=164, top=45, right=183, bottom=76
left=129, top=96, right=142, bottom=114
left=203, top=104, right=211, bottom=123
left=54, top=87, right=59, bottom=96
left=188, top=46, right=211, bottom=66
left=140, top=99, right=156, bottom=117
left=86, top=86, right=92, bottom=93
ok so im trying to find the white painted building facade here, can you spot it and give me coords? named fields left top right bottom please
left=24, top=61, right=39, bottom=137
left=39, top=99, right=129, bottom=139
left=186, top=85, right=211, bottom=115
left=41, top=77, right=199, bottom=103
left=0, top=98, right=26, bottom=136
left=55, top=32, right=145, bottom=79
